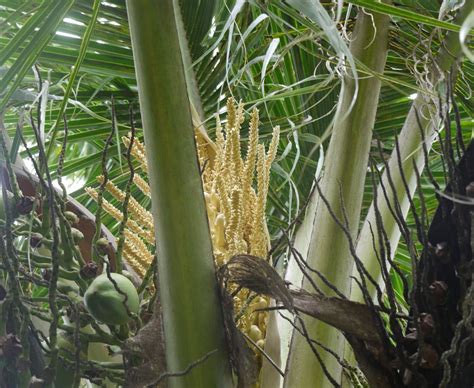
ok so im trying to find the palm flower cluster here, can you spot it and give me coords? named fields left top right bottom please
left=87, top=98, right=280, bottom=362
left=85, top=137, right=155, bottom=277
left=197, top=98, right=280, bottom=350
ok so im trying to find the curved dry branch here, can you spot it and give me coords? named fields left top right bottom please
left=220, top=254, right=394, bottom=387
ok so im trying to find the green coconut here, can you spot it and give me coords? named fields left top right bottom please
left=84, top=273, right=139, bottom=325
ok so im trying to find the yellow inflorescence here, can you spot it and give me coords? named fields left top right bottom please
left=133, top=174, right=151, bottom=197
left=85, top=171, right=155, bottom=277
left=97, top=176, right=154, bottom=233
left=122, top=135, right=148, bottom=173
left=198, top=98, right=280, bottom=368
left=87, top=98, right=280, bottom=373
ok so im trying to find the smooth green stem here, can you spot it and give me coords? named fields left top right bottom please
left=174, top=3, right=206, bottom=126
left=126, top=1, right=232, bottom=387
left=284, top=5, right=391, bottom=387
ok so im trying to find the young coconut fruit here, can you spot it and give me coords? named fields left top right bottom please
left=84, top=273, right=139, bottom=325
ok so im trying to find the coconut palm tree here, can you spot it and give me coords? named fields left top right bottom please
left=0, top=0, right=472, bottom=386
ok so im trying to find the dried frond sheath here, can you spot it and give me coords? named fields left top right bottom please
left=222, top=255, right=293, bottom=312
left=224, top=255, right=384, bottom=344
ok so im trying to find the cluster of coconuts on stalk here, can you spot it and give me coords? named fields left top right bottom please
left=0, top=188, right=140, bottom=386
left=31, top=206, right=140, bottom=326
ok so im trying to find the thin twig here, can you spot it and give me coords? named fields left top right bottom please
left=154, top=349, right=218, bottom=384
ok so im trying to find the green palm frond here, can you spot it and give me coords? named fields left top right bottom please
left=0, top=0, right=472, bottom=273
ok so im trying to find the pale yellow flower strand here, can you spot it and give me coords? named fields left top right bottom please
left=85, top=188, right=147, bottom=277
left=97, top=176, right=154, bottom=232
left=133, top=174, right=151, bottom=197
left=122, top=135, right=148, bottom=172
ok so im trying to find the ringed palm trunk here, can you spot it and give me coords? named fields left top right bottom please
left=126, top=1, right=232, bottom=387
left=284, top=5, right=391, bottom=387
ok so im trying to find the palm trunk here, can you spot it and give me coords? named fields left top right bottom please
left=126, top=1, right=232, bottom=387
left=284, top=6, right=391, bottom=387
